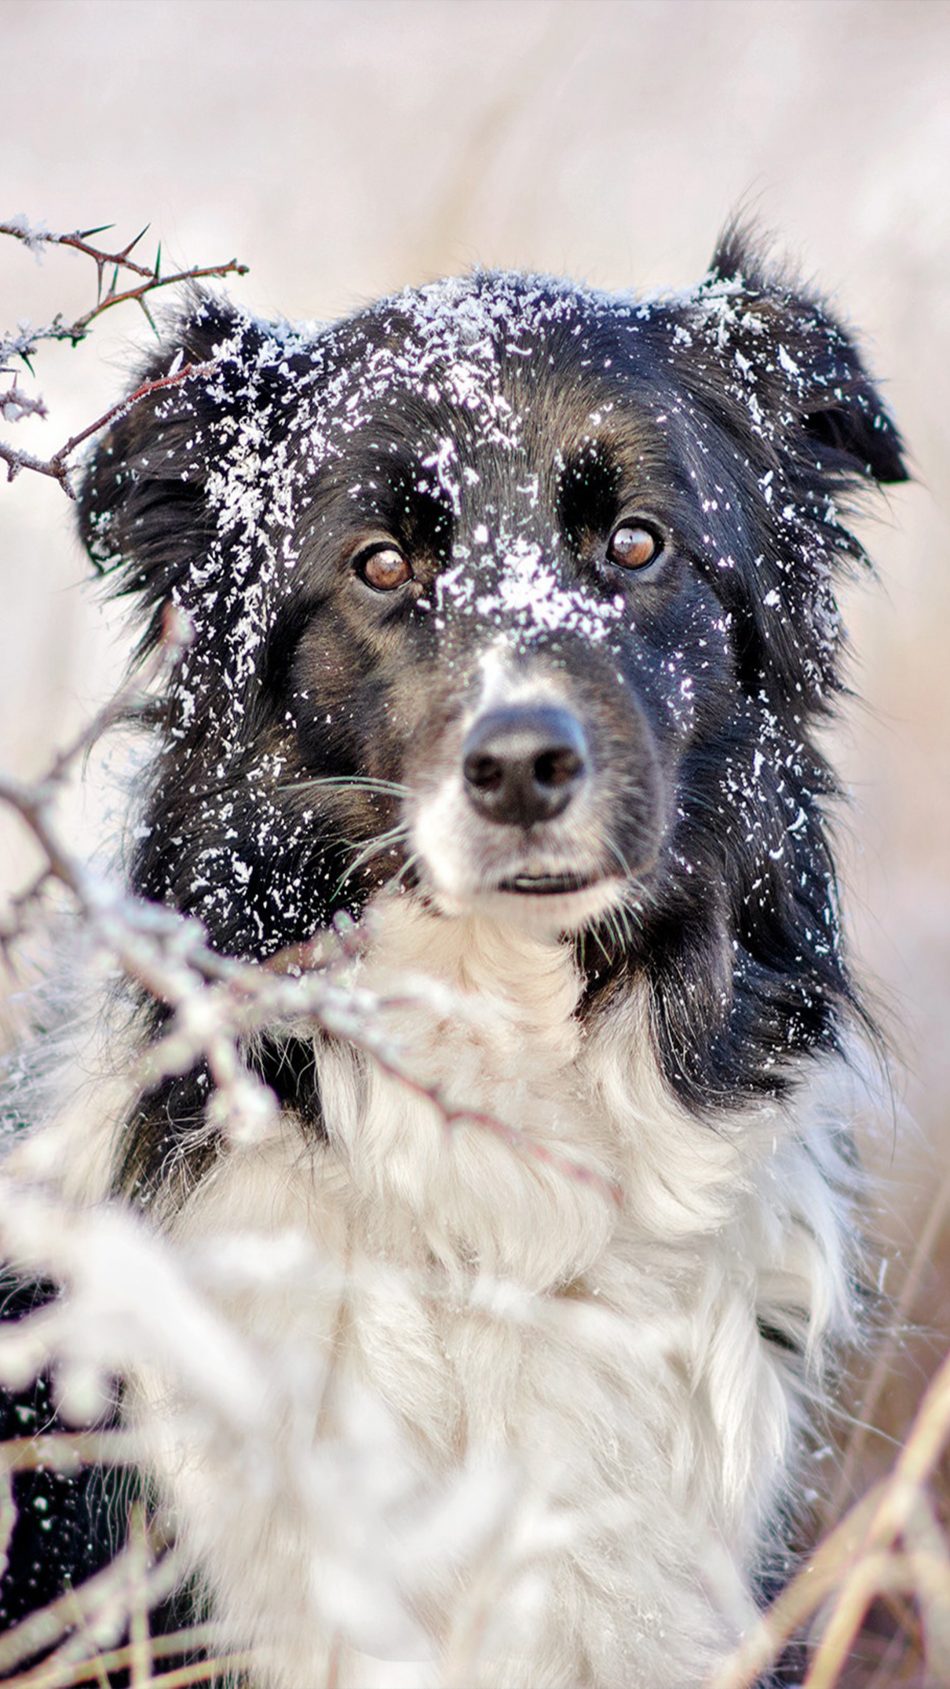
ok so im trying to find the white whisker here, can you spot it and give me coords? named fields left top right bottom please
left=283, top=775, right=411, bottom=800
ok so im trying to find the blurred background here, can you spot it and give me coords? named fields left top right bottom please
left=1, top=0, right=948, bottom=1505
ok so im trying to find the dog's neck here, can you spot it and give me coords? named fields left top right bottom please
left=316, top=895, right=616, bottom=1291
left=351, top=894, right=586, bottom=1051
left=310, top=894, right=782, bottom=1295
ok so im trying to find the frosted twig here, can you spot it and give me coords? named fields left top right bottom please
left=708, top=1488, right=883, bottom=1688
left=0, top=1626, right=224, bottom=1689
left=0, top=1534, right=186, bottom=1679
left=0, top=1430, right=139, bottom=1477
left=0, top=219, right=246, bottom=350
left=0, top=359, right=219, bottom=496
left=827, top=1157, right=950, bottom=1524
left=0, top=379, right=47, bottom=423
left=711, top=1338, right=950, bottom=1688
left=2, top=604, right=619, bottom=1197
left=0, top=217, right=247, bottom=494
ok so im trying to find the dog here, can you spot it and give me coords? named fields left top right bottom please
left=0, top=229, right=905, bottom=1686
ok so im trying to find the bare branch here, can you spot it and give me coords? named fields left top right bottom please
left=0, top=379, right=47, bottom=423
left=0, top=217, right=247, bottom=494
left=0, top=1431, right=139, bottom=1477
left=0, top=359, right=219, bottom=496
left=0, top=219, right=247, bottom=353
left=0, top=1625, right=236, bottom=1689
left=0, top=1530, right=186, bottom=1680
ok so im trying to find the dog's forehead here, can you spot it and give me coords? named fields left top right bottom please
left=328, top=273, right=642, bottom=428
left=193, top=271, right=744, bottom=573
left=183, top=276, right=708, bottom=689
left=186, top=273, right=752, bottom=663
left=263, top=271, right=678, bottom=474
left=346, top=270, right=635, bottom=377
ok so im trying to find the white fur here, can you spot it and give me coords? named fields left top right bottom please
left=109, top=894, right=855, bottom=1689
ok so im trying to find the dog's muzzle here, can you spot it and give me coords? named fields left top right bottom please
left=462, top=705, right=589, bottom=827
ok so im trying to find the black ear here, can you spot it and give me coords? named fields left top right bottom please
left=660, top=229, right=908, bottom=710
left=705, top=225, right=908, bottom=487
left=77, top=293, right=271, bottom=650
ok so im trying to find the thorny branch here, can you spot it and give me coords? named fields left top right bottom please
left=2, top=1629, right=249, bottom=1689
left=0, top=217, right=247, bottom=350
left=0, top=359, right=219, bottom=496
left=0, top=217, right=246, bottom=493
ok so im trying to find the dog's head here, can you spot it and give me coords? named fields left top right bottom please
left=79, top=232, right=905, bottom=1108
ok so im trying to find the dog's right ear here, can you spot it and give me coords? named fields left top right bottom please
left=77, top=293, right=268, bottom=648
left=701, top=225, right=908, bottom=488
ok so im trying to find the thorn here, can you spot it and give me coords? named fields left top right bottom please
left=138, top=297, right=159, bottom=339
left=121, top=224, right=150, bottom=260
left=78, top=223, right=115, bottom=239
left=154, top=242, right=162, bottom=280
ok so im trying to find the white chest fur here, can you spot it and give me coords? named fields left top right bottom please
left=135, top=898, right=852, bottom=1689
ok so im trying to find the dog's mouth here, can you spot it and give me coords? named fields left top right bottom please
left=495, top=871, right=599, bottom=897
left=415, top=856, right=629, bottom=934
left=461, top=866, right=626, bottom=934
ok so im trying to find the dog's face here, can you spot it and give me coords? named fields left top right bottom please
left=276, top=285, right=742, bottom=940
left=80, top=238, right=905, bottom=1109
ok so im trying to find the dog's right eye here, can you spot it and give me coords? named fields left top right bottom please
left=355, top=546, right=414, bottom=592
left=606, top=523, right=662, bottom=571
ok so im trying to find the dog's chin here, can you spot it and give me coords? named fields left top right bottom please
left=425, top=873, right=627, bottom=937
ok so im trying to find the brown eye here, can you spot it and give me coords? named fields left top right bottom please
left=357, top=546, right=413, bottom=592
left=606, top=524, right=661, bottom=571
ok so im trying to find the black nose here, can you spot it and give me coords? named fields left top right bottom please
left=462, top=706, right=589, bottom=826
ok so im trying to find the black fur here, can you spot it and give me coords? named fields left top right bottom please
left=2, top=233, right=905, bottom=1644
left=77, top=232, right=904, bottom=1200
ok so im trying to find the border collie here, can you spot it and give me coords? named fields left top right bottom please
left=1, top=230, right=905, bottom=1687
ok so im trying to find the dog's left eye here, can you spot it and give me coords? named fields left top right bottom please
left=356, top=546, right=414, bottom=591
left=606, top=524, right=661, bottom=571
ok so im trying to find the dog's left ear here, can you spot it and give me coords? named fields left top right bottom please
left=699, top=226, right=908, bottom=487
